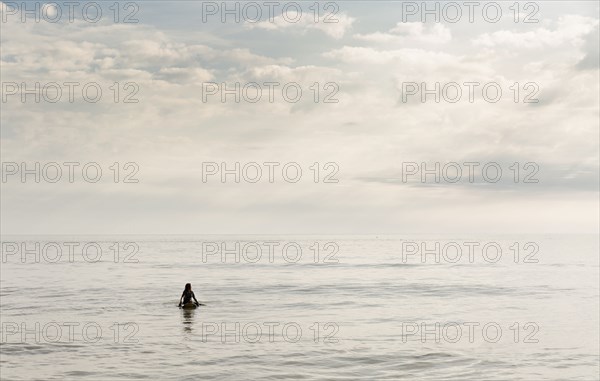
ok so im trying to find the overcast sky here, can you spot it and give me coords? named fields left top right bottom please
left=1, top=1, right=598, bottom=234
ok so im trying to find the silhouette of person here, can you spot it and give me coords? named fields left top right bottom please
left=178, top=283, right=200, bottom=307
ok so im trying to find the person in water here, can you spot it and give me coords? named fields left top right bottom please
left=178, top=283, right=200, bottom=307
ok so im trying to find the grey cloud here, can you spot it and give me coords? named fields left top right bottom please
left=576, top=25, right=600, bottom=70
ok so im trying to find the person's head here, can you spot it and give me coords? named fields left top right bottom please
left=184, top=283, right=192, bottom=292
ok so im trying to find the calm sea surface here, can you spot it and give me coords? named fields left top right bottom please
left=1, top=235, right=598, bottom=380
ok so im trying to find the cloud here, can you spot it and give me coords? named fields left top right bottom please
left=472, top=15, right=599, bottom=49
left=323, top=46, right=461, bottom=68
left=153, top=67, right=213, bottom=84
left=1, top=2, right=598, bottom=234
left=576, top=24, right=600, bottom=70
left=354, top=22, right=451, bottom=44
left=246, top=10, right=355, bottom=39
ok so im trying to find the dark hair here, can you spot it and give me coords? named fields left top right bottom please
left=184, top=283, right=192, bottom=292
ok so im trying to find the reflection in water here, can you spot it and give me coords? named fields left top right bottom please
left=181, top=308, right=195, bottom=335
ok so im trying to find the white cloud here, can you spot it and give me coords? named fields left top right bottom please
left=473, top=15, right=599, bottom=49
left=1, top=2, right=598, bottom=234
left=247, top=11, right=355, bottom=39
left=355, top=22, right=451, bottom=44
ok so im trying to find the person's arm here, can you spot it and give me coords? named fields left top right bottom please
left=192, top=291, right=200, bottom=305
left=178, top=292, right=184, bottom=307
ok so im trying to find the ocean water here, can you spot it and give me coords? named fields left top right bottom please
left=1, top=235, right=598, bottom=380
